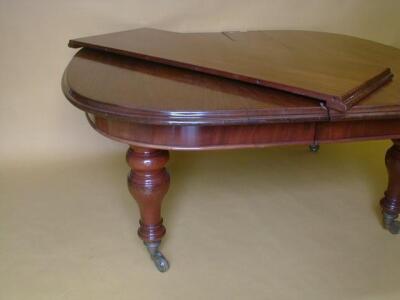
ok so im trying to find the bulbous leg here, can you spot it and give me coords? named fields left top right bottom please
left=126, top=146, right=170, bottom=271
left=380, top=140, right=400, bottom=234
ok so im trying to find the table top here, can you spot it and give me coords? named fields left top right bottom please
left=69, top=29, right=393, bottom=112
left=63, top=30, right=400, bottom=126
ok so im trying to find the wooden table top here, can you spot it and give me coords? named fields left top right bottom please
left=69, top=29, right=393, bottom=112
left=63, top=31, right=400, bottom=126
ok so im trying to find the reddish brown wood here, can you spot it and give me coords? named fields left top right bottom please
left=315, top=119, right=400, bottom=143
left=62, top=49, right=327, bottom=125
left=89, top=114, right=316, bottom=150
left=86, top=114, right=400, bottom=150
left=381, top=140, right=400, bottom=217
left=126, top=147, right=170, bottom=242
left=62, top=44, right=400, bottom=125
left=380, top=140, right=400, bottom=233
left=68, top=28, right=393, bottom=111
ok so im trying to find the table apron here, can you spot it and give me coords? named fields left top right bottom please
left=88, top=113, right=400, bottom=150
left=315, top=119, right=400, bottom=143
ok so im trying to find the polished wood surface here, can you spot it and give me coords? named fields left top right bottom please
left=87, top=113, right=400, bottom=150
left=126, top=147, right=170, bottom=242
left=380, top=140, right=400, bottom=233
left=63, top=49, right=327, bottom=125
left=88, top=113, right=316, bottom=150
left=63, top=46, right=400, bottom=126
left=381, top=140, right=400, bottom=217
left=69, top=29, right=393, bottom=111
left=315, top=119, right=400, bottom=143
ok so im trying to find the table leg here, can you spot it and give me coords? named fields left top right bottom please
left=126, top=146, right=170, bottom=272
left=381, top=139, right=400, bottom=234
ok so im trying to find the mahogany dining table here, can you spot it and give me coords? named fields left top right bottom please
left=62, top=29, right=400, bottom=272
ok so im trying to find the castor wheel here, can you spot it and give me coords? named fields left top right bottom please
left=309, top=144, right=320, bottom=153
left=144, top=242, right=170, bottom=272
left=383, top=213, right=400, bottom=234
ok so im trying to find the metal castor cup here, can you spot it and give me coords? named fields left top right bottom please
left=383, top=213, right=400, bottom=234
left=309, top=144, right=320, bottom=153
left=144, top=242, right=170, bottom=272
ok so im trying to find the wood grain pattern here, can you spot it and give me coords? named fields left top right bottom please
left=62, top=43, right=400, bottom=126
left=63, top=49, right=327, bottom=125
left=86, top=113, right=400, bottom=150
left=69, top=28, right=393, bottom=112
left=87, top=113, right=316, bottom=149
left=315, top=119, right=400, bottom=143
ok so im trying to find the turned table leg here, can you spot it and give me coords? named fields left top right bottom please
left=126, top=146, right=170, bottom=272
left=381, top=139, right=400, bottom=234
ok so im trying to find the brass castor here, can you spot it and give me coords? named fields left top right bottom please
left=144, top=242, right=169, bottom=272
left=309, top=144, right=320, bottom=153
left=383, top=213, right=400, bottom=234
